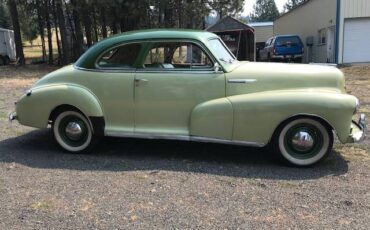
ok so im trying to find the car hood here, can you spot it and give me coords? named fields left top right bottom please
left=226, top=62, right=345, bottom=96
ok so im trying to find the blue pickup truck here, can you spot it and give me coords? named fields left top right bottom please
left=259, top=35, right=304, bottom=63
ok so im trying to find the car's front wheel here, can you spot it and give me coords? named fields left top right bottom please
left=274, top=118, right=333, bottom=166
left=53, top=110, right=97, bottom=152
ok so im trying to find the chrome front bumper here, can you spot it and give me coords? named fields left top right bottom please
left=8, top=112, right=17, bottom=122
left=349, top=114, right=367, bottom=143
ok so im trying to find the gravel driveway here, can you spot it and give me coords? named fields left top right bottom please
left=0, top=65, right=369, bottom=229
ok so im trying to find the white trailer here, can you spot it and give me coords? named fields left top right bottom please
left=0, top=28, right=16, bottom=65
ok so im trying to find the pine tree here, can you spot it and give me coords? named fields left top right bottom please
left=7, top=0, right=25, bottom=65
left=0, top=2, right=11, bottom=29
left=283, top=0, right=307, bottom=12
left=249, top=0, right=280, bottom=22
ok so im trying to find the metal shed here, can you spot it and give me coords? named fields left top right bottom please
left=206, top=16, right=255, bottom=61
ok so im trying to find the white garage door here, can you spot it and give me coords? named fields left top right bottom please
left=343, top=18, right=370, bottom=63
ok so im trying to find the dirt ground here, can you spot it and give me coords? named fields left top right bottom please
left=0, top=64, right=369, bottom=229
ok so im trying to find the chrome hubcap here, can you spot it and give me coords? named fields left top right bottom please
left=291, top=131, right=314, bottom=151
left=65, top=122, right=83, bottom=141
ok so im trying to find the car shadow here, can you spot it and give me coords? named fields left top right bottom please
left=0, top=129, right=349, bottom=180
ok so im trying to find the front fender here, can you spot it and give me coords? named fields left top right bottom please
left=228, top=90, right=357, bottom=144
left=16, top=83, right=103, bottom=128
left=190, top=97, right=233, bottom=140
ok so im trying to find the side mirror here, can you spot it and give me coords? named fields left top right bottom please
left=214, top=62, right=220, bottom=72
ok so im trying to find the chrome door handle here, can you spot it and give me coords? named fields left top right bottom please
left=228, top=79, right=257, bottom=84
left=135, top=78, right=148, bottom=86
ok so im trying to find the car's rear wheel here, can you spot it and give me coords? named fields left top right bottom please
left=273, top=118, right=333, bottom=166
left=53, top=110, right=97, bottom=152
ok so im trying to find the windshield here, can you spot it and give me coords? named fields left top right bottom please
left=208, top=39, right=236, bottom=64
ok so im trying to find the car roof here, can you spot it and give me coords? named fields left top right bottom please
left=75, top=29, right=219, bottom=69
left=274, top=35, right=300, bottom=38
left=106, top=29, right=217, bottom=41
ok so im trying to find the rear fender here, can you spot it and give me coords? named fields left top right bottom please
left=16, top=83, right=103, bottom=128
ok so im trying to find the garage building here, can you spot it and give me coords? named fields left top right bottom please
left=248, top=22, right=273, bottom=49
left=274, top=0, right=370, bottom=64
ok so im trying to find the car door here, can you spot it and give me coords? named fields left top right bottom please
left=76, top=42, right=142, bottom=134
left=134, top=40, right=225, bottom=136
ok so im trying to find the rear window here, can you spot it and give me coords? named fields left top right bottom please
left=275, top=36, right=302, bottom=46
left=97, top=43, right=141, bottom=69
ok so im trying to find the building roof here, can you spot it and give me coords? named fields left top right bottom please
left=206, top=16, right=254, bottom=32
left=0, top=28, right=13, bottom=32
left=248, top=22, right=273, bottom=27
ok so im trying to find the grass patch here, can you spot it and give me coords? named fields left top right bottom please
left=30, top=201, right=53, bottom=211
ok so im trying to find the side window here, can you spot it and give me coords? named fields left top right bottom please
left=143, top=42, right=213, bottom=70
left=97, top=43, right=141, bottom=69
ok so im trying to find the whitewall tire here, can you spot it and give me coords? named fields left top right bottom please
left=274, top=118, right=333, bottom=166
left=53, top=111, right=94, bottom=152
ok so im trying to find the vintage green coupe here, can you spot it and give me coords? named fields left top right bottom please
left=9, top=29, right=366, bottom=166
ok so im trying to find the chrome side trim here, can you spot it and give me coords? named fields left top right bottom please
left=74, top=65, right=136, bottom=73
left=191, top=136, right=265, bottom=147
left=228, top=79, right=257, bottom=84
left=135, top=70, right=223, bottom=74
left=105, top=131, right=266, bottom=147
left=74, top=65, right=223, bottom=74
left=106, top=131, right=191, bottom=141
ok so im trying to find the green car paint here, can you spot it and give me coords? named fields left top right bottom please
left=13, top=29, right=363, bottom=146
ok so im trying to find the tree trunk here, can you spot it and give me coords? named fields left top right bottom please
left=81, top=2, right=92, bottom=47
left=70, top=0, right=84, bottom=59
left=56, top=0, right=69, bottom=64
left=201, top=0, right=206, bottom=29
left=44, top=0, right=53, bottom=65
left=119, top=18, right=125, bottom=33
left=177, top=0, right=182, bottom=28
left=7, top=0, right=25, bottom=65
left=36, top=1, right=46, bottom=62
left=92, top=8, right=98, bottom=42
left=111, top=9, right=119, bottom=34
left=63, top=0, right=76, bottom=38
left=100, top=6, right=107, bottom=38
left=52, top=0, right=62, bottom=65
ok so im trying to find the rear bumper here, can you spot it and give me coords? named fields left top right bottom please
left=348, top=114, right=367, bottom=143
left=272, top=54, right=303, bottom=60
